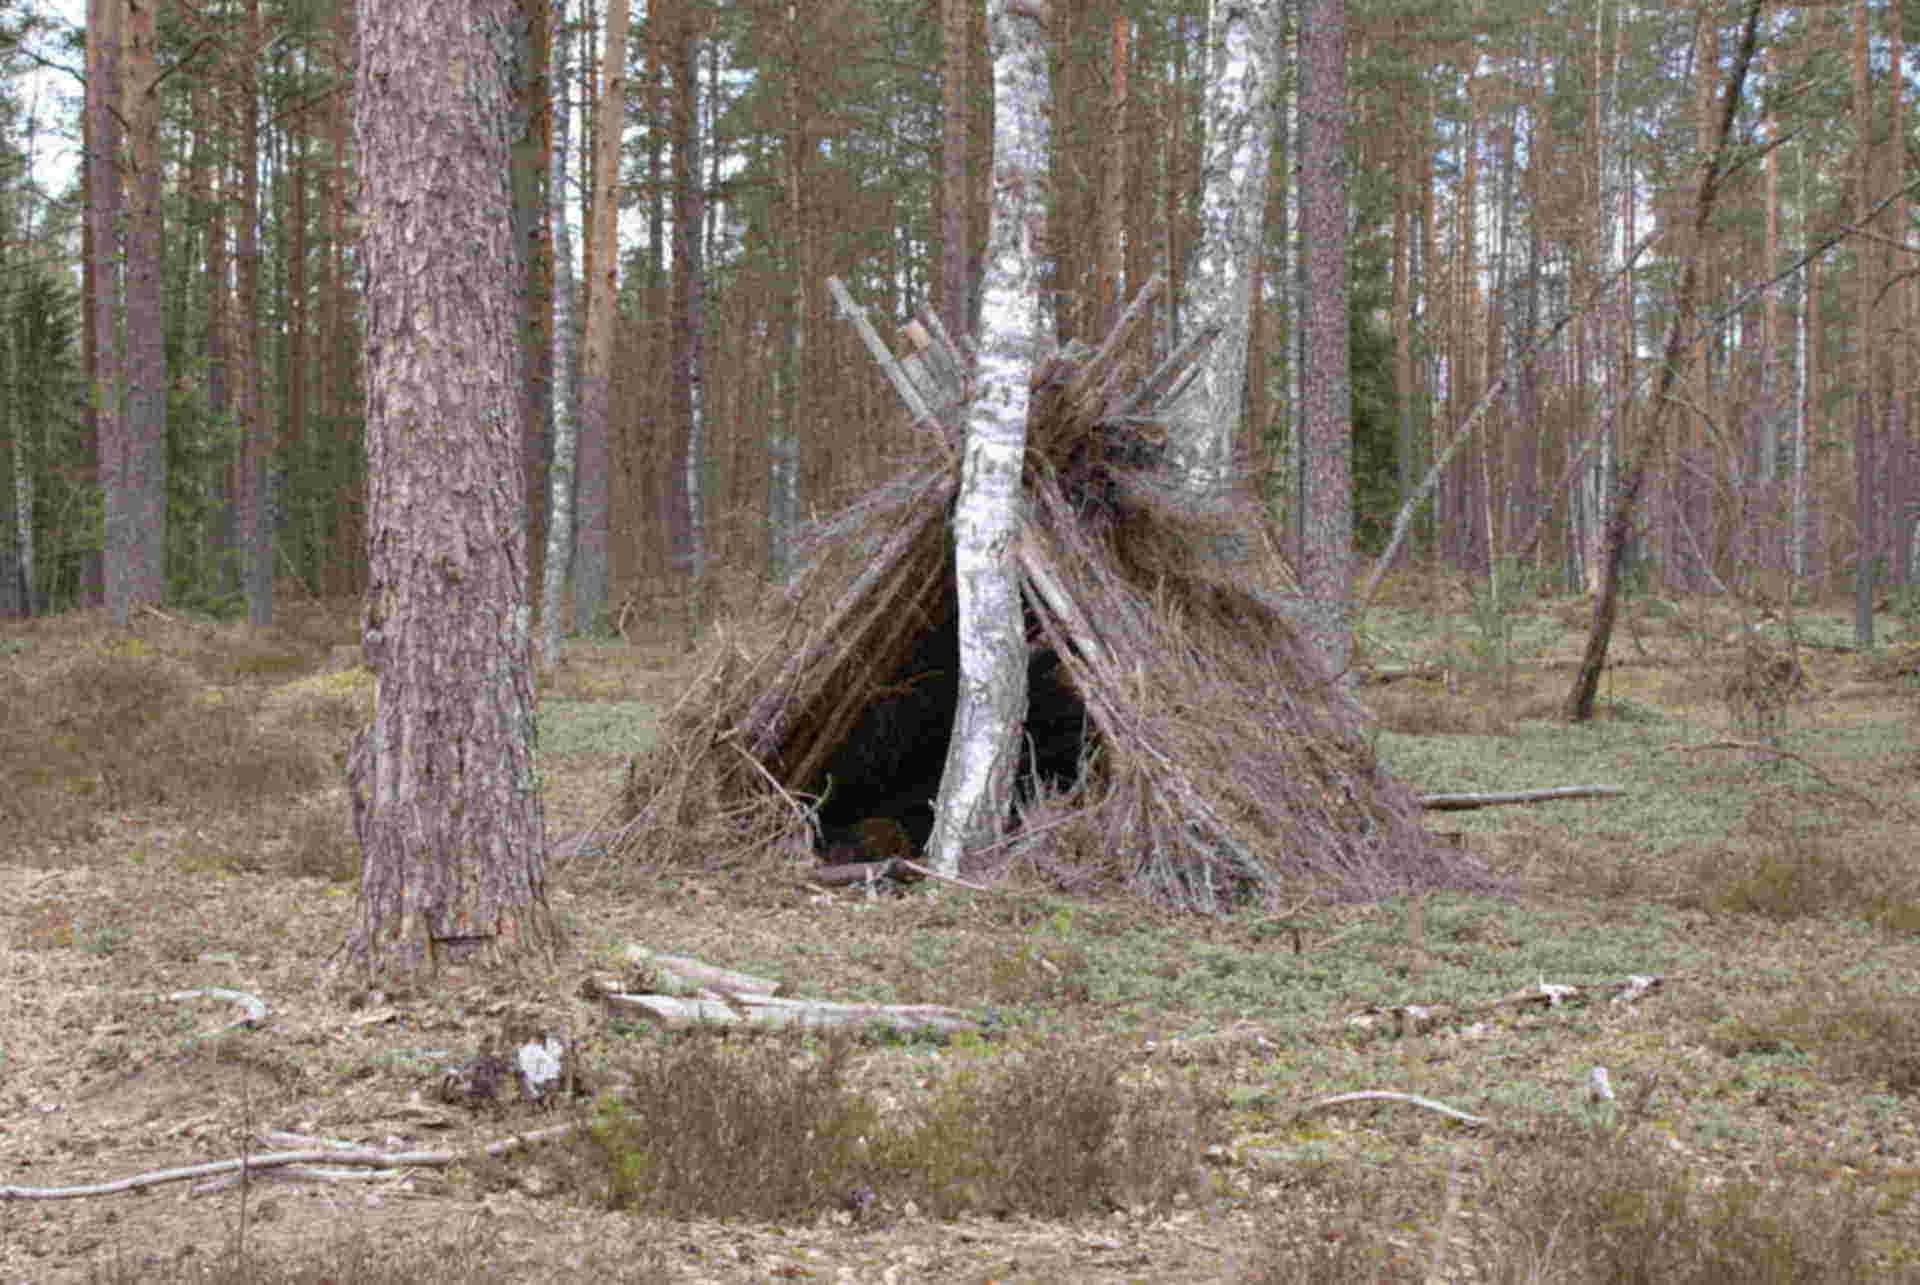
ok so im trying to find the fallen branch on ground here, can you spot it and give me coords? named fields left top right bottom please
left=1295, top=1091, right=1488, bottom=1127
left=1419, top=785, right=1626, bottom=811
left=0, top=1124, right=580, bottom=1202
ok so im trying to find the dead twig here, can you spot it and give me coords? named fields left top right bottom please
left=1295, top=1091, right=1489, bottom=1128
left=1658, top=740, right=1887, bottom=814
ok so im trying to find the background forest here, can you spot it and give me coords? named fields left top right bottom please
left=0, top=0, right=1913, bottom=640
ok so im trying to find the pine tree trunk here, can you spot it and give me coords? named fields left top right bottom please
left=928, top=0, right=1049, bottom=880
left=670, top=6, right=707, bottom=636
left=1298, top=0, right=1351, bottom=676
left=517, top=0, right=553, bottom=620
left=87, top=0, right=128, bottom=623
left=574, top=0, right=629, bottom=637
left=237, top=0, right=271, bottom=627
left=1853, top=0, right=1877, bottom=646
left=348, top=0, right=555, bottom=977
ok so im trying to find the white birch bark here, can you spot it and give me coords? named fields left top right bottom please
left=1165, top=0, right=1277, bottom=494
left=927, top=0, right=1050, bottom=881
left=539, top=0, right=576, bottom=669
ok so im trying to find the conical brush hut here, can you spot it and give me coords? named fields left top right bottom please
left=601, top=280, right=1490, bottom=911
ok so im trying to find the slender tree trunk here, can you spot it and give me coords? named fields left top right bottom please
left=1566, top=0, right=1762, bottom=723
left=1164, top=0, right=1277, bottom=493
left=237, top=0, right=270, bottom=627
left=768, top=0, right=808, bottom=587
left=87, top=0, right=127, bottom=622
left=540, top=0, right=578, bottom=667
left=928, top=0, right=1049, bottom=880
left=517, top=0, right=554, bottom=622
left=1853, top=0, right=1878, bottom=646
left=670, top=4, right=707, bottom=636
left=348, top=0, right=555, bottom=977
left=574, top=0, right=628, bottom=637
left=287, top=123, right=311, bottom=587
left=1298, top=0, right=1350, bottom=675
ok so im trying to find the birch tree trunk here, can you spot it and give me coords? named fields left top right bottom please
left=1298, top=0, right=1351, bottom=675
left=1164, top=0, right=1277, bottom=494
left=574, top=0, right=629, bottom=638
left=927, top=0, right=1050, bottom=881
left=540, top=0, right=577, bottom=668
left=347, top=0, right=556, bottom=976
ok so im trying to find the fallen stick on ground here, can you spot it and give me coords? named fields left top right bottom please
left=0, top=1124, right=581, bottom=1202
left=1419, top=785, right=1626, bottom=811
left=1295, top=1091, right=1489, bottom=1127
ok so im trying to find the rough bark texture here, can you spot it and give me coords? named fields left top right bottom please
left=539, top=0, right=576, bottom=668
left=87, top=0, right=127, bottom=624
left=348, top=0, right=556, bottom=976
left=927, top=0, right=1050, bottom=880
left=574, top=0, right=629, bottom=637
left=1297, top=0, right=1352, bottom=677
left=1165, top=0, right=1276, bottom=493
left=516, top=0, right=553, bottom=622
left=237, top=0, right=270, bottom=628
left=125, top=0, right=168, bottom=614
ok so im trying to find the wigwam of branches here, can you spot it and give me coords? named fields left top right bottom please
left=597, top=294, right=1490, bottom=912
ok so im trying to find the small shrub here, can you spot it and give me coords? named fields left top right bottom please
left=1713, top=986, right=1920, bottom=1097
left=582, top=1033, right=880, bottom=1220
left=1677, top=802, right=1920, bottom=930
left=1467, top=1133, right=1891, bottom=1283
left=573, top=1033, right=1212, bottom=1222
left=1722, top=637, right=1805, bottom=742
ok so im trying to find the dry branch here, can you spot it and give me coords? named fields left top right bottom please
left=0, top=1125, right=579, bottom=1202
left=1295, top=1091, right=1488, bottom=1127
left=1418, top=785, right=1626, bottom=812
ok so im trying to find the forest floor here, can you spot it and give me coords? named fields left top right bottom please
left=5, top=574, right=1920, bottom=1282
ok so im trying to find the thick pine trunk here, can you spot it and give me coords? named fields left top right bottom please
left=1298, top=0, right=1351, bottom=676
left=87, top=0, right=127, bottom=623
left=348, top=0, right=556, bottom=976
left=927, top=0, right=1049, bottom=880
left=120, top=0, right=166, bottom=619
